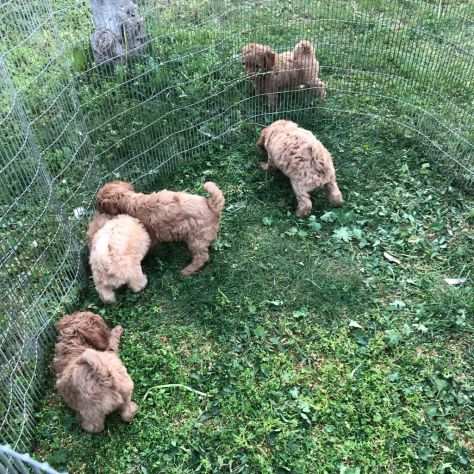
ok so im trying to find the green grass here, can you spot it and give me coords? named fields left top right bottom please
left=34, top=123, right=474, bottom=472
left=1, top=0, right=473, bottom=472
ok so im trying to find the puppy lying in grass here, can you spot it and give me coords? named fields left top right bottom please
left=96, top=181, right=225, bottom=276
left=87, top=212, right=151, bottom=304
left=241, top=40, right=326, bottom=106
left=257, top=119, right=343, bottom=217
left=54, top=311, right=137, bottom=433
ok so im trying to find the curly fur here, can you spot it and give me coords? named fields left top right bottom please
left=241, top=40, right=326, bottom=106
left=95, top=181, right=225, bottom=276
left=53, top=312, right=137, bottom=433
left=87, top=212, right=151, bottom=304
left=257, top=119, right=343, bottom=217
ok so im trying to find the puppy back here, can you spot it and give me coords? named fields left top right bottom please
left=78, top=349, right=114, bottom=387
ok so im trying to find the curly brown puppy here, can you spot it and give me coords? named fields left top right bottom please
left=257, top=119, right=343, bottom=217
left=241, top=40, right=326, bottom=106
left=96, top=181, right=225, bottom=276
left=87, top=212, right=151, bottom=304
left=54, top=311, right=137, bottom=433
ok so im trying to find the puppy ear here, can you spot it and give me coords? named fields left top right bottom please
left=97, top=196, right=117, bottom=215
left=78, top=323, right=110, bottom=350
left=56, top=314, right=74, bottom=332
left=264, top=50, right=275, bottom=70
left=257, top=128, right=268, bottom=149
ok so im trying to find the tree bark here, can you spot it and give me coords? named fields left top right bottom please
left=90, top=0, right=146, bottom=65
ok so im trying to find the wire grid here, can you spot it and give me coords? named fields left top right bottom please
left=0, top=445, right=65, bottom=474
left=0, top=0, right=473, bottom=460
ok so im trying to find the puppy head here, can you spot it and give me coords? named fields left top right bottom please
left=293, top=40, right=315, bottom=58
left=241, top=43, right=275, bottom=75
left=56, top=311, right=111, bottom=350
left=96, top=181, right=134, bottom=215
left=257, top=120, right=297, bottom=148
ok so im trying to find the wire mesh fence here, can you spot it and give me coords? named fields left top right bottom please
left=0, top=0, right=473, bottom=467
left=0, top=445, right=64, bottom=474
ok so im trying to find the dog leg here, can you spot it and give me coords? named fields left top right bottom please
left=181, top=241, right=210, bottom=276
left=291, top=181, right=313, bottom=217
left=128, top=267, right=148, bottom=293
left=254, top=77, right=265, bottom=95
left=325, top=181, right=343, bottom=207
left=98, top=285, right=116, bottom=304
left=120, top=400, right=138, bottom=422
left=306, top=78, right=326, bottom=100
left=108, top=325, right=123, bottom=353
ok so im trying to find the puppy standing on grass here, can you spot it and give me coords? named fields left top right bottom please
left=257, top=119, right=343, bottom=217
left=96, top=181, right=225, bottom=276
left=54, top=311, right=137, bottom=433
left=241, top=40, right=326, bottom=106
left=87, top=212, right=151, bottom=304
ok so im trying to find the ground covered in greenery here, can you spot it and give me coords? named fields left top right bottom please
left=35, top=120, right=473, bottom=472
left=27, top=1, right=474, bottom=472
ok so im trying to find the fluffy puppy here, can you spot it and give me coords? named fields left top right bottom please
left=257, top=119, right=343, bottom=217
left=53, top=311, right=137, bottom=433
left=96, top=181, right=225, bottom=276
left=87, top=212, right=151, bottom=304
left=241, top=40, right=326, bottom=106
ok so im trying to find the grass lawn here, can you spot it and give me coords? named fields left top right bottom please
left=34, top=125, right=474, bottom=472
left=5, top=0, right=471, bottom=472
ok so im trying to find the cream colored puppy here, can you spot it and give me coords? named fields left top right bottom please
left=241, top=40, right=326, bottom=106
left=96, top=181, right=225, bottom=276
left=257, top=120, right=343, bottom=217
left=87, top=212, right=151, bottom=303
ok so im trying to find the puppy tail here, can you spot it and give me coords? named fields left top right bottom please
left=204, top=182, right=225, bottom=215
left=78, top=349, right=114, bottom=387
left=293, top=40, right=315, bottom=57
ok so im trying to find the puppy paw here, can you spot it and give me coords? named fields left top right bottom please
left=99, top=289, right=116, bottom=304
left=112, top=325, right=123, bottom=338
left=181, top=267, right=195, bottom=277
left=129, top=274, right=148, bottom=293
left=81, top=419, right=105, bottom=433
left=295, top=207, right=311, bottom=218
left=121, top=402, right=138, bottom=422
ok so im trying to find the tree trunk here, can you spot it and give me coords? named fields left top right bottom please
left=90, top=0, right=146, bottom=65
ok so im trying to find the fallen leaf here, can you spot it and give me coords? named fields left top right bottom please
left=348, top=320, right=363, bottom=329
left=73, top=207, right=86, bottom=219
left=383, top=252, right=401, bottom=265
left=389, top=299, right=406, bottom=310
left=444, top=278, right=466, bottom=286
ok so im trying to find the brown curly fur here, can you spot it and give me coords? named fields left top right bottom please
left=87, top=212, right=151, bottom=304
left=241, top=40, right=326, bottom=106
left=257, top=120, right=343, bottom=217
left=53, top=311, right=137, bottom=433
left=95, top=181, right=225, bottom=276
